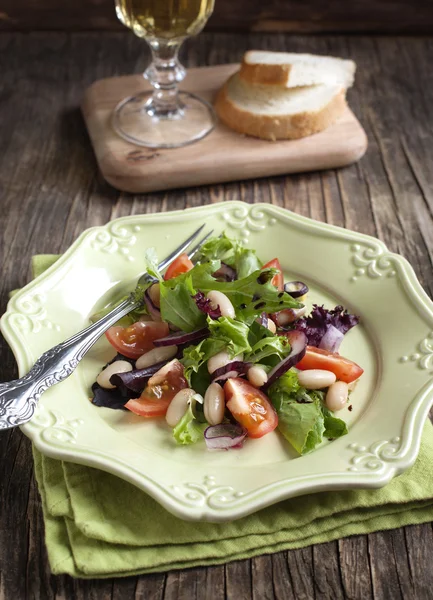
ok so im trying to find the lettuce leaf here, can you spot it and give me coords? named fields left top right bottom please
left=207, top=316, right=252, bottom=357
left=160, top=274, right=206, bottom=332
left=267, top=371, right=348, bottom=455
left=173, top=406, right=208, bottom=445
left=181, top=338, right=226, bottom=384
left=143, top=247, right=163, bottom=281
left=321, top=405, right=348, bottom=438
left=245, top=333, right=291, bottom=365
left=236, top=248, right=262, bottom=279
left=277, top=399, right=326, bottom=455
left=196, top=234, right=262, bottom=278
left=196, top=234, right=237, bottom=265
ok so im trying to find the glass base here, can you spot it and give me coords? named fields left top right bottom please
left=113, top=91, right=216, bottom=149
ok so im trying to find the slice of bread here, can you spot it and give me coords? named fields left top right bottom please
left=240, top=51, right=356, bottom=89
left=214, top=72, right=347, bottom=141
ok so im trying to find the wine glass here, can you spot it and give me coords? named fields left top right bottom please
left=114, top=0, right=216, bottom=149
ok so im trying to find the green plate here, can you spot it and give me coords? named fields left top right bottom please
left=2, top=201, right=433, bottom=521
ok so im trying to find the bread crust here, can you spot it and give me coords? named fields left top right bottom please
left=214, top=78, right=347, bottom=141
left=240, top=60, right=293, bottom=87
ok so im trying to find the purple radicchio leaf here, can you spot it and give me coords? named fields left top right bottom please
left=193, top=291, right=222, bottom=319
left=293, top=304, right=360, bottom=349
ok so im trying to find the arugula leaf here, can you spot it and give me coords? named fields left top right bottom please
left=181, top=338, right=226, bottom=384
left=160, top=274, right=206, bottom=332
left=207, top=316, right=252, bottom=357
left=167, top=258, right=300, bottom=323
left=191, top=266, right=300, bottom=318
left=143, top=248, right=163, bottom=281
left=173, top=406, right=207, bottom=445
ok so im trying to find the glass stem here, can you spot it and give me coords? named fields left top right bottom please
left=144, top=40, right=186, bottom=118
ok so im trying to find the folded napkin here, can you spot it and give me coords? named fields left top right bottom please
left=22, top=257, right=433, bottom=577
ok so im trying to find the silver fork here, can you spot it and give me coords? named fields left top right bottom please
left=0, top=224, right=212, bottom=430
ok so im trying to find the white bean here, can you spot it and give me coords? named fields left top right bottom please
left=274, top=307, right=307, bottom=327
left=297, top=369, right=336, bottom=390
left=96, top=360, right=133, bottom=389
left=148, top=283, right=161, bottom=308
left=326, top=381, right=349, bottom=411
left=247, top=366, right=268, bottom=388
left=204, top=383, right=225, bottom=425
left=166, top=388, right=196, bottom=428
left=136, top=345, right=178, bottom=370
left=267, top=318, right=277, bottom=334
left=207, top=351, right=244, bottom=374
left=206, top=290, right=235, bottom=319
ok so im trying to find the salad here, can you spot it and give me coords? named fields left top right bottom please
left=91, top=234, right=363, bottom=455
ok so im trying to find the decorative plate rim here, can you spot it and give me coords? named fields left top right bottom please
left=2, top=201, right=433, bottom=522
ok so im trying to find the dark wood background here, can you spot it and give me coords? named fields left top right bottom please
left=0, top=29, right=433, bottom=599
left=2, top=0, right=433, bottom=33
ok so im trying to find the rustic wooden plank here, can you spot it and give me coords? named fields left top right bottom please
left=0, top=31, right=433, bottom=600
left=403, top=524, right=433, bottom=598
left=2, top=0, right=433, bottom=33
left=285, top=547, right=315, bottom=600
left=312, top=542, right=345, bottom=600
left=225, top=560, right=252, bottom=600
left=338, top=536, right=374, bottom=599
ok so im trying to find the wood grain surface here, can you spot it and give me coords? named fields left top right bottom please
left=0, top=31, right=432, bottom=599
left=2, top=0, right=433, bottom=33
left=82, top=65, right=367, bottom=193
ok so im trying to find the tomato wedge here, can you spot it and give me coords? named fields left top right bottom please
left=224, top=378, right=278, bottom=439
left=262, top=258, right=284, bottom=291
left=105, top=321, right=169, bottom=359
left=164, top=253, right=194, bottom=280
left=125, top=359, right=187, bottom=417
left=296, top=346, right=364, bottom=383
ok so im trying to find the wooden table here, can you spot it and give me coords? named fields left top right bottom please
left=1, top=31, right=432, bottom=599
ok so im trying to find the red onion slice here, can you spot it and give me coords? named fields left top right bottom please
left=211, top=361, right=252, bottom=382
left=318, top=324, right=344, bottom=353
left=213, top=263, right=237, bottom=282
left=204, top=423, right=248, bottom=450
left=109, top=361, right=167, bottom=393
left=144, top=287, right=162, bottom=322
left=153, top=327, right=209, bottom=347
left=261, top=330, right=307, bottom=392
left=284, top=281, right=309, bottom=298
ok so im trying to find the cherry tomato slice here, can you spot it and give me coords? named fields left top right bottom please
left=164, top=253, right=194, bottom=280
left=105, top=321, right=169, bottom=359
left=296, top=346, right=364, bottom=384
left=125, top=359, right=187, bottom=417
left=262, top=258, right=284, bottom=291
left=224, top=378, right=278, bottom=439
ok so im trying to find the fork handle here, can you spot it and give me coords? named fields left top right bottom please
left=0, top=298, right=138, bottom=430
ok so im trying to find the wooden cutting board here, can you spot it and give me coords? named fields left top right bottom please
left=82, top=64, right=367, bottom=193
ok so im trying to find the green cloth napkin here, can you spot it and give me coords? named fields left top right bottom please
left=24, top=256, right=433, bottom=577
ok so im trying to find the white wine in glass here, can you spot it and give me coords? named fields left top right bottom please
left=114, top=0, right=216, bottom=148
